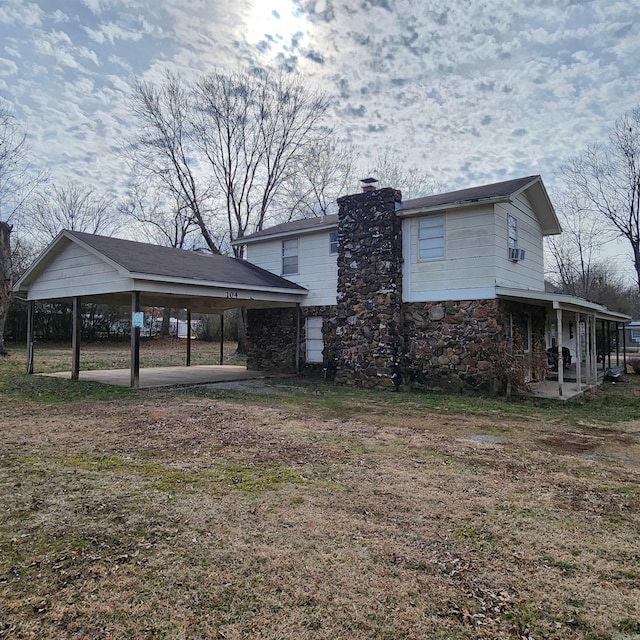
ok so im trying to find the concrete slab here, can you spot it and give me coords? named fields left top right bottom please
left=43, top=365, right=274, bottom=389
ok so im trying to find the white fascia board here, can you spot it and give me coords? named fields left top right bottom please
left=129, top=273, right=308, bottom=296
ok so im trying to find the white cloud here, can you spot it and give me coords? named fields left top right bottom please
left=0, top=57, right=18, bottom=76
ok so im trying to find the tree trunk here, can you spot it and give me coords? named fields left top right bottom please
left=160, top=307, right=172, bottom=337
left=0, top=221, right=13, bottom=356
left=236, top=306, right=247, bottom=355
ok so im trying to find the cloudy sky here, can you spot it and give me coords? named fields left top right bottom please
left=1, top=0, right=640, bottom=270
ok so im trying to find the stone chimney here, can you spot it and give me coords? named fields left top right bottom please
left=333, top=186, right=403, bottom=389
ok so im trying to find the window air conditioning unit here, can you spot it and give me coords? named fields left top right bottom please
left=509, top=248, right=525, bottom=261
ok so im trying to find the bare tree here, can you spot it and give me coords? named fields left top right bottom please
left=545, top=190, right=608, bottom=299
left=366, top=151, right=440, bottom=199
left=0, top=109, right=42, bottom=356
left=192, top=69, right=330, bottom=251
left=25, top=182, right=117, bottom=247
left=127, top=69, right=330, bottom=352
left=562, top=106, right=640, bottom=293
left=280, top=135, right=357, bottom=219
left=119, top=180, right=199, bottom=250
left=128, top=71, right=221, bottom=254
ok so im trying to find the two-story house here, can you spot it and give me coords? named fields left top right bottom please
left=234, top=176, right=629, bottom=397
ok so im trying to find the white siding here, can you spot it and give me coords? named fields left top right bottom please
left=27, top=241, right=131, bottom=300
left=494, top=193, right=545, bottom=290
left=404, top=204, right=498, bottom=302
left=246, top=231, right=337, bottom=307
left=404, top=196, right=547, bottom=303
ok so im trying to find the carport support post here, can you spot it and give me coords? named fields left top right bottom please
left=71, top=296, right=81, bottom=381
left=557, top=308, right=564, bottom=398
left=26, top=300, right=34, bottom=375
left=219, top=313, right=224, bottom=365
left=130, top=291, right=140, bottom=389
left=186, top=309, right=191, bottom=366
left=574, top=311, right=581, bottom=392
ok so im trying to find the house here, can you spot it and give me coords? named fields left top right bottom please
left=624, top=321, right=640, bottom=353
left=234, top=176, right=629, bottom=397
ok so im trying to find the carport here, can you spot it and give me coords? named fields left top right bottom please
left=13, top=230, right=307, bottom=388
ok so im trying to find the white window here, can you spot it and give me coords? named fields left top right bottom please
left=508, top=214, right=518, bottom=251
left=305, top=317, right=324, bottom=363
left=418, top=215, right=445, bottom=260
left=329, top=231, right=338, bottom=254
left=631, top=328, right=640, bottom=342
left=282, top=238, right=298, bottom=275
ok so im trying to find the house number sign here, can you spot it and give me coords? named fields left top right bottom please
left=226, top=291, right=239, bottom=298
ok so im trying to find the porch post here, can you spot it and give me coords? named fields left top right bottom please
left=607, top=320, right=612, bottom=369
left=71, top=296, right=81, bottom=381
left=574, top=311, right=581, bottom=393
left=615, top=322, right=620, bottom=366
left=295, top=303, right=301, bottom=374
left=557, top=308, right=564, bottom=398
left=26, top=300, right=34, bottom=375
left=584, top=314, right=595, bottom=385
left=130, top=291, right=140, bottom=389
left=600, top=319, right=605, bottom=371
left=623, top=321, right=627, bottom=370
left=592, top=316, right=598, bottom=383
left=186, top=309, right=192, bottom=366
left=219, top=313, right=224, bottom=365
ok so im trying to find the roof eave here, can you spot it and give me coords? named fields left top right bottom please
left=233, top=220, right=338, bottom=246
left=399, top=195, right=509, bottom=217
left=129, top=272, right=308, bottom=294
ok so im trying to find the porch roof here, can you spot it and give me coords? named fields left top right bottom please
left=495, top=287, right=630, bottom=322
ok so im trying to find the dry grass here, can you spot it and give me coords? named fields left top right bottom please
left=1, top=342, right=640, bottom=638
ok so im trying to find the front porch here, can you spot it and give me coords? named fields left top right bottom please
left=497, top=287, right=630, bottom=399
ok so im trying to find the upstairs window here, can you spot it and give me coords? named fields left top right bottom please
left=329, top=231, right=338, bottom=254
left=418, top=215, right=445, bottom=260
left=508, top=214, right=518, bottom=251
left=282, top=238, right=299, bottom=275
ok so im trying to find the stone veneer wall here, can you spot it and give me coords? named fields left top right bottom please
left=402, top=299, right=547, bottom=391
left=246, top=305, right=337, bottom=374
left=246, top=307, right=297, bottom=373
left=333, top=187, right=403, bottom=389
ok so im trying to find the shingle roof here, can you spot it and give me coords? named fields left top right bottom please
left=401, top=175, right=540, bottom=212
left=235, top=214, right=338, bottom=244
left=237, top=176, right=547, bottom=244
left=67, top=231, right=305, bottom=290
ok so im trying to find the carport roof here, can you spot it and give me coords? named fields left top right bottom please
left=14, top=230, right=307, bottom=313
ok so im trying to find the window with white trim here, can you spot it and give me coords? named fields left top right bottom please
left=282, top=238, right=298, bottom=275
left=508, top=214, right=518, bottom=251
left=305, top=317, right=324, bottom=363
left=418, top=215, right=445, bottom=260
left=631, top=328, right=640, bottom=342
left=329, top=231, right=338, bottom=254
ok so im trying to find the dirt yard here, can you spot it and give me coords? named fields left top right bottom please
left=1, top=341, right=640, bottom=639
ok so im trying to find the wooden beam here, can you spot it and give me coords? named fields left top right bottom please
left=26, top=300, right=34, bottom=375
left=71, top=296, right=81, bottom=381
left=130, top=291, right=140, bottom=389
left=186, top=309, right=192, bottom=366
